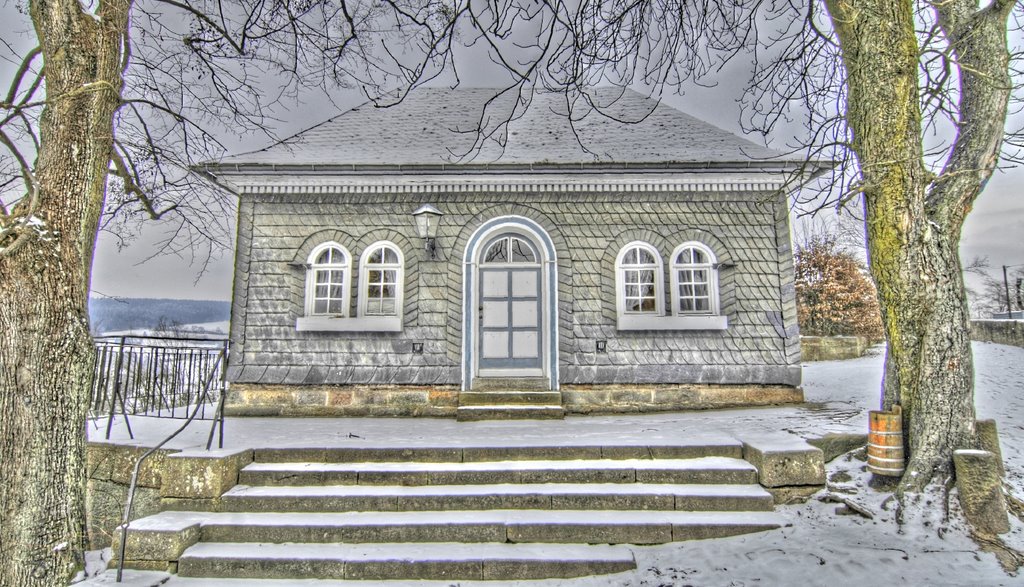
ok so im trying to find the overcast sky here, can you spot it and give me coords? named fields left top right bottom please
left=2, top=7, right=1019, bottom=303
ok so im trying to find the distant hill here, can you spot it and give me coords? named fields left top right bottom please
left=89, top=297, right=230, bottom=336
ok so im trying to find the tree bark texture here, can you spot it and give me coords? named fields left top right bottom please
left=0, top=1, right=127, bottom=585
left=823, top=0, right=1013, bottom=491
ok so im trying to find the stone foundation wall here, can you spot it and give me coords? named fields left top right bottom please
left=971, top=320, right=1024, bottom=348
left=800, top=336, right=870, bottom=361
left=224, top=383, right=803, bottom=416
left=85, top=444, right=176, bottom=550
left=225, top=384, right=461, bottom=417
left=562, top=384, right=802, bottom=414
left=85, top=443, right=252, bottom=554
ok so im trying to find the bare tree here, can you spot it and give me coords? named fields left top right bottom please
left=1, top=0, right=1021, bottom=583
left=0, top=1, right=470, bottom=584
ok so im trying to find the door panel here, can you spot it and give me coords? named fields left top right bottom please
left=479, top=267, right=542, bottom=370
left=481, top=301, right=508, bottom=328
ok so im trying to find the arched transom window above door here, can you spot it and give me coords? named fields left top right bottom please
left=483, top=234, right=538, bottom=264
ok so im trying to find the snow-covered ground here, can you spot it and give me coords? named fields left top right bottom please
left=81, top=341, right=1024, bottom=586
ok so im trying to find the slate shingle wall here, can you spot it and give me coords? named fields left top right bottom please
left=226, top=189, right=801, bottom=388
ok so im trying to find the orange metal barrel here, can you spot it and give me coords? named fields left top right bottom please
left=868, top=405, right=905, bottom=477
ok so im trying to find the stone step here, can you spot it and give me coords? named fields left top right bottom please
left=471, top=377, right=551, bottom=391
left=458, top=390, right=563, bottom=406
left=217, top=483, right=774, bottom=513
left=177, top=541, right=636, bottom=581
left=128, top=510, right=783, bottom=550
left=456, top=405, right=565, bottom=421
left=251, top=441, right=744, bottom=464
left=237, top=457, right=758, bottom=487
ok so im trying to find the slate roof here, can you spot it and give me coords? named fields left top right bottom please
left=214, top=87, right=794, bottom=171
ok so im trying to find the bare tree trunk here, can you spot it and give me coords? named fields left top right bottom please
left=825, top=0, right=1013, bottom=493
left=0, top=1, right=127, bottom=585
left=823, top=0, right=974, bottom=491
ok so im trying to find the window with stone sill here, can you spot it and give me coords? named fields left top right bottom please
left=295, top=241, right=404, bottom=332
left=614, top=240, right=728, bottom=331
left=304, top=242, right=351, bottom=317
left=670, top=242, right=720, bottom=316
left=358, top=242, right=404, bottom=317
left=615, top=242, right=664, bottom=317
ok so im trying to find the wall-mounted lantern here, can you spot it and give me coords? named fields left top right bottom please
left=412, top=204, right=443, bottom=260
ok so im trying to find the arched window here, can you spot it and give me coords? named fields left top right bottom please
left=359, top=242, right=404, bottom=317
left=482, top=234, right=538, bottom=264
left=305, top=243, right=352, bottom=316
left=615, top=242, right=664, bottom=317
left=671, top=242, right=719, bottom=315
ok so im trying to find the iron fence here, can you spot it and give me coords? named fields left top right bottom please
left=90, top=335, right=229, bottom=432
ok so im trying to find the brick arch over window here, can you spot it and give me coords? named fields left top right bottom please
left=663, top=228, right=734, bottom=318
left=445, top=204, right=572, bottom=368
left=288, top=229, right=359, bottom=318
left=600, top=229, right=672, bottom=324
left=351, top=229, right=419, bottom=323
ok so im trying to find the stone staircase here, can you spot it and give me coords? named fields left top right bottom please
left=458, top=377, right=565, bottom=420
left=118, top=441, right=786, bottom=582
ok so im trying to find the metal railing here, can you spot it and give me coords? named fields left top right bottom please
left=90, top=335, right=229, bottom=441
left=95, top=334, right=231, bottom=582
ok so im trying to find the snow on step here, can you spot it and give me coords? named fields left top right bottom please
left=225, top=482, right=770, bottom=498
left=238, top=456, right=758, bottom=486
left=181, top=541, right=634, bottom=562
left=220, top=481, right=773, bottom=512
left=177, top=542, right=637, bottom=580
left=133, top=509, right=783, bottom=532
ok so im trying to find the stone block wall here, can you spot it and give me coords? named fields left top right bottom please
left=800, top=336, right=870, bottom=361
left=971, top=320, right=1024, bottom=348
left=225, top=188, right=800, bottom=408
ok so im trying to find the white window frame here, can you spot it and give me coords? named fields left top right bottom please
left=358, top=241, right=405, bottom=318
left=615, top=242, right=664, bottom=329
left=670, top=241, right=720, bottom=316
left=303, top=242, right=352, bottom=317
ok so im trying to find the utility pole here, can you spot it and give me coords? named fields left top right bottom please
left=1005, top=265, right=1013, bottom=315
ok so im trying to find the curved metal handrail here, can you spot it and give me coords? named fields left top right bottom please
left=114, top=345, right=226, bottom=582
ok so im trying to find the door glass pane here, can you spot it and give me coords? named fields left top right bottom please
left=484, top=239, right=508, bottom=263
left=510, top=238, right=536, bottom=262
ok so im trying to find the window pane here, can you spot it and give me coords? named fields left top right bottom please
left=380, top=299, right=396, bottom=315
left=329, top=270, right=345, bottom=284
left=329, top=285, right=344, bottom=299
left=368, top=285, right=382, bottom=298
left=638, top=269, right=655, bottom=284
left=692, top=248, right=707, bottom=263
left=680, top=298, right=694, bottom=312
left=625, top=285, right=640, bottom=298
left=624, top=248, right=638, bottom=264
left=316, top=271, right=330, bottom=284
left=315, top=285, right=328, bottom=298
left=510, top=238, right=536, bottom=262
left=640, top=298, right=656, bottom=312
left=694, top=284, right=708, bottom=297
left=314, top=299, right=328, bottom=314
left=693, top=269, right=708, bottom=283
left=382, top=284, right=396, bottom=298
left=368, top=247, right=383, bottom=264
left=485, top=239, right=508, bottom=263
left=369, top=270, right=382, bottom=283
left=382, top=270, right=397, bottom=283
left=328, top=300, right=343, bottom=314
left=316, top=249, right=332, bottom=264
left=680, top=284, right=694, bottom=297
left=640, top=283, right=655, bottom=297
left=625, top=298, right=640, bottom=312
left=383, top=247, right=399, bottom=264
left=637, top=248, right=655, bottom=264
left=695, top=298, right=710, bottom=311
